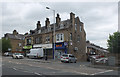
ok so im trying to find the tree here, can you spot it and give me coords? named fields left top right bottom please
left=0, top=38, right=12, bottom=53
left=107, top=31, right=120, bottom=53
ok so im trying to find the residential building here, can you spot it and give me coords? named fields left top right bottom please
left=86, top=41, right=109, bottom=59
left=4, top=30, right=25, bottom=53
left=24, top=12, right=86, bottom=61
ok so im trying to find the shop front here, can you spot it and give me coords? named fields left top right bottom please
left=33, top=44, right=53, bottom=59
left=23, top=45, right=33, bottom=56
left=54, top=42, right=68, bottom=60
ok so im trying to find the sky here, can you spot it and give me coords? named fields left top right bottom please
left=1, top=1, right=119, bottom=48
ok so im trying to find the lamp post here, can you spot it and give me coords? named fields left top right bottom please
left=46, top=7, right=55, bottom=60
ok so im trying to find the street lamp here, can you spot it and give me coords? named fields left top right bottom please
left=46, top=7, right=55, bottom=60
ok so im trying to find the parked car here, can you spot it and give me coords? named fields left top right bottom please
left=61, top=54, right=77, bottom=63
left=12, top=53, right=24, bottom=59
left=90, top=55, right=108, bottom=64
left=4, top=52, right=13, bottom=56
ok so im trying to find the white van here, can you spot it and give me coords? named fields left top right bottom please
left=27, top=48, right=44, bottom=58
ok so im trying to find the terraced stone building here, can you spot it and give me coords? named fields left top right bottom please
left=24, top=12, right=86, bottom=61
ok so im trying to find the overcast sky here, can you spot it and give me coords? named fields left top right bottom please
left=1, top=1, right=118, bottom=48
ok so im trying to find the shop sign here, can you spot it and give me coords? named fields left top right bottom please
left=23, top=46, right=32, bottom=49
left=33, top=44, right=52, bottom=49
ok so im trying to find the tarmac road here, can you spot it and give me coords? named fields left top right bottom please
left=2, top=56, right=119, bottom=76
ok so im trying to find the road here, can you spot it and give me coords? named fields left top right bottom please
left=2, top=56, right=119, bottom=76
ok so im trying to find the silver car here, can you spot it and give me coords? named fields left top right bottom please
left=61, top=54, right=77, bottom=63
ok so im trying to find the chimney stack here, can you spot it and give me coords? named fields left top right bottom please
left=45, top=18, right=50, bottom=28
left=56, top=13, right=61, bottom=26
left=70, top=12, right=75, bottom=25
left=13, top=30, right=18, bottom=35
left=37, top=21, right=41, bottom=30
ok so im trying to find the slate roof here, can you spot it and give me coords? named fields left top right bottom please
left=86, top=42, right=109, bottom=53
left=5, top=33, right=25, bottom=40
left=29, top=18, right=78, bottom=36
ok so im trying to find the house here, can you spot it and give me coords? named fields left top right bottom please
left=24, top=12, right=86, bottom=61
left=4, top=30, right=25, bottom=53
left=86, top=41, right=109, bottom=61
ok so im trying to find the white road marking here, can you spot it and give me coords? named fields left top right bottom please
left=90, top=70, right=113, bottom=75
left=13, top=68, right=17, bottom=70
left=73, top=71, right=89, bottom=75
left=34, top=72, right=42, bottom=75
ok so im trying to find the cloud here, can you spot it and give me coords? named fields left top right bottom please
left=1, top=2, right=118, bottom=48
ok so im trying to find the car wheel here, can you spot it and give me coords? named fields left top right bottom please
left=16, top=56, right=18, bottom=59
left=12, top=56, right=14, bottom=59
left=74, top=61, right=76, bottom=63
left=69, top=60, right=71, bottom=63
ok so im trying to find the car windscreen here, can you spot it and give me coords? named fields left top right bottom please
left=14, top=53, right=21, bottom=55
left=69, top=55, right=75, bottom=58
left=62, top=55, right=68, bottom=57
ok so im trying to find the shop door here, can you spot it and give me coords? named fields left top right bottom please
left=55, top=50, right=64, bottom=60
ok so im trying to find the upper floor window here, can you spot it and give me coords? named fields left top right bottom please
left=18, top=43, right=22, bottom=47
left=70, top=33, right=72, bottom=41
left=38, top=30, right=41, bottom=34
left=77, top=35, right=80, bottom=42
left=56, top=33, right=64, bottom=42
left=35, top=37, right=41, bottom=44
left=27, top=38, right=31, bottom=45
left=80, top=26, right=82, bottom=32
left=46, top=36, right=50, bottom=43
left=60, top=23, right=64, bottom=29
left=48, top=27, right=51, bottom=32
left=75, top=23, right=77, bottom=31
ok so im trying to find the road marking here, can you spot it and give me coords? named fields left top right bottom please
left=13, top=68, right=17, bottom=70
left=34, top=72, right=42, bottom=75
left=73, top=71, right=89, bottom=75
left=16, top=62, right=22, bottom=64
left=79, top=65, right=85, bottom=67
left=90, top=70, right=113, bottom=75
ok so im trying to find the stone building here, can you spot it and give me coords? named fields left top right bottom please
left=24, top=12, right=86, bottom=61
left=86, top=41, right=109, bottom=60
left=4, top=30, right=25, bottom=53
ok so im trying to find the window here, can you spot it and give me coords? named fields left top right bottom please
left=48, top=27, right=51, bottom=32
left=18, top=43, right=22, bottom=47
left=27, top=38, right=31, bottom=45
left=35, top=37, right=41, bottom=44
left=70, top=33, right=72, bottom=41
left=77, top=35, right=80, bottom=42
left=56, top=33, right=64, bottom=42
left=57, top=34, right=59, bottom=41
left=60, top=23, right=64, bottom=29
left=38, top=30, right=41, bottom=34
left=46, top=36, right=50, bottom=43
left=80, top=26, right=82, bottom=32
left=75, top=23, right=77, bottom=31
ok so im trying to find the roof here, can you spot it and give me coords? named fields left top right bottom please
left=86, top=42, right=109, bottom=53
left=5, top=33, right=25, bottom=40
left=28, top=17, right=81, bottom=36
